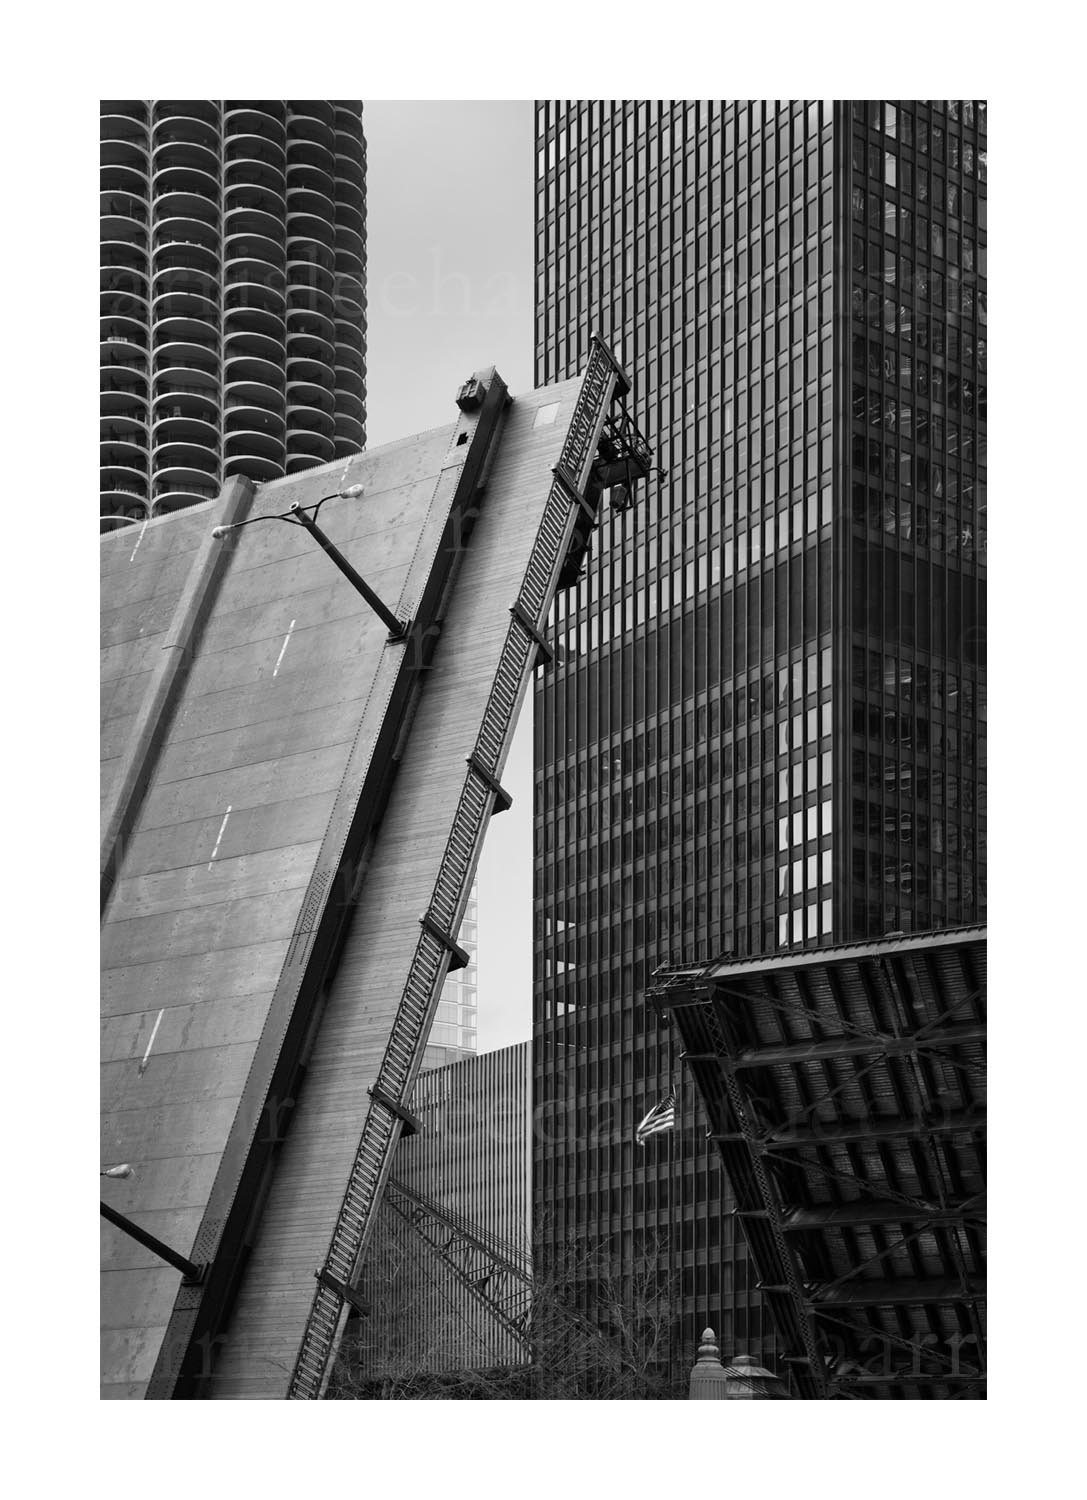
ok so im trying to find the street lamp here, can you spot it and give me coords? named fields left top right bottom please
left=212, top=484, right=413, bottom=643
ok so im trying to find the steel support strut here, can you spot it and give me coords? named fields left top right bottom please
left=101, top=1202, right=204, bottom=1283
left=289, top=505, right=411, bottom=640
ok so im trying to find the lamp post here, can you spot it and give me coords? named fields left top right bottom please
left=211, top=484, right=412, bottom=643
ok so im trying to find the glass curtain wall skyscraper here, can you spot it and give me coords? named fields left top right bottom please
left=532, top=100, right=986, bottom=1375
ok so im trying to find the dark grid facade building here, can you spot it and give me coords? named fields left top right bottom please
left=101, top=99, right=367, bottom=530
left=532, top=100, right=986, bottom=1380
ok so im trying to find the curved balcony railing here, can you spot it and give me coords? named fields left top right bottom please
left=224, top=231, right=285, bottom=272
left=334, top=172, right=364, bottom=215
left=223, top=351, right=285, bottom=391
left=150, top=290, right=217, bottom=327
left=286, top=184, right=336, bottom=225
left=100, top=492, right=150, bottom=528
left=153, top=217, right=219, bottom=258
left=223, top=203, right=283, bottom=244
left=286, top=130, right=335, bottom=167
left=332, top=153, right=362, bottom=193
left=153, top=99, right=220, bottom=128
left=334, top=222, right=365, bottom=261
left=100, top=462, right=149, bottom=494
left=101, top=321, right=148, bottom=356
left=286, top=212, right=335, bottom=254
left=285, top=400, right=335, bottom=438
left=151, top=409, right=220, bottom=447
left=152, top=317, right=220, bottom=362
left=101, top=380, right=148, bottom=414
left=223, top=414, right=283, bottom=452
left=151, top=476, right=219, bottom=510
left=287, top=102, right=335, bottom=143
left=334, top=413, right=365, bottom=448
left=101, top=104, right=148, bottom=142
left=152, top=263, right=219, bottom=301
left=335, top=365, right=364, bottom=403
left=224, top=156, right=285, bottom=196
left=101, top=239, right=147, bottom=275
left=335, top=192, right=364, bottom=232
left=334, top=278, right=364, bottom=321
left=101, top=162, right=148, bottom=199
left=222, top=437, right=285, bottom=482
left=286, top=379, right=334, bottom=415
left=287, top=258, right=336, bottom=301
left=287, top=283, right=336, bottom=324
left=101, top=439, right=149, bottom=476
left=290, top=236, right=339, bottom=279
left=151, top=441, right=219, bottom=483
left=153, top=189, right=219, bottom=230
left=152, top=386, right=218, bottom=424
left=224, top=179, right=286, bottom=218
left=101, top=259, right=149, bottom=295
left=153, top=364, right=218, bottom=397
left=152, top=339, right=218, bottom=379
left=152, top=167, right=221, bottom=208
left=333, top=386, right=364, bottom=423
left=102, top=409, right=149, bottom=439
left=285, top=432, right=335, bottom=467
left=334, top=247, right=364, bottom=284
left=286, top=327, right=335, bottom=364
left=287, top=159, right=335, bottom=199
left=224, top=399, right=285, bottom=435
left=224, top=131, right=286, bottom=170
left=283, top=351, right=327, bottom=386
left=224, top=261, right=287, bottom=301
left=334, top=344, right=364, bottom=381
left=224, top=278, right=285, bottom=315
left=223, top=324, right=284, bottom=364
left=151, top=493, right=218, bottom=517
left=100, top=191, right=148, bottom=226
left=224, top=100, right=287, bottom=131
left=224, top=312, right=286, bottom=355
left=101, top=286, right=149, bottom=325
left=151, top=138, right=220, bottom=180
left=101, top=356, right=148, bottom=388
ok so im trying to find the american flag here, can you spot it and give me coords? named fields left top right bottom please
left=636, top=1086, right=677, bottom=1145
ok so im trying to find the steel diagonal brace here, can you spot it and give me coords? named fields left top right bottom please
left=701, top=1005, right=826, bottom=1394
left=382, top=1185, right=533, bottom=1353
left=759, top=1144, right=952, bottom=1219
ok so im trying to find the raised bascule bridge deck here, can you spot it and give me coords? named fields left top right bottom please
left=650, top=927, right=986, bottom=1400
left=100, top=339, right=652, bottom=1398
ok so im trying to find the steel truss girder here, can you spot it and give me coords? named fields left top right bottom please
left=729, top=1022, right=985, bottom=1069
left=827, top=1372, right=985, bottom=1387
left=807, top=1276, right=986, bottom=1307
left=382, top=1178, right=533, bottom=1351
left=711, top=1108, right=985, bottom=1149
left=780, top=1197, right=985, bottom=1231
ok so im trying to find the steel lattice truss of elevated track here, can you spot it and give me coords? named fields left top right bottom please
left=651, top=927, right=986, bottom=1400
left=101, top=340, right=649, bottom=1399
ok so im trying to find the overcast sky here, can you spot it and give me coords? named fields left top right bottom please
left=363, top=101, right=536, bottom=1052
